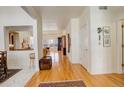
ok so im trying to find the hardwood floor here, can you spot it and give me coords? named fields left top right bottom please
left=25, top=52, right=124, bottom=87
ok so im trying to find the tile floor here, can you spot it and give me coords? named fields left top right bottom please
left=0, top=51, right=58, bottom=87
left=0, top=67, right=36, bottom=87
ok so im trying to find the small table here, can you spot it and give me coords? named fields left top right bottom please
left=39, top=56, right=52, bottom=70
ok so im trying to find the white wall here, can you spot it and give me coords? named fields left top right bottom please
left=7, top=51, right=34, bottom=69
left=90, top=6, right=116, bottom=74
left=0, top=26, right=5, bottom=50
left=66, top=18, right=80, bottom=64
left=70, top=18, right=80, bottom=63
left=0, top=7, right=34, bottom=26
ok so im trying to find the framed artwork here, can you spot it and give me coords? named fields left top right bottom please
left=103, top=26, right=110, bottom=36
left=68, top=34, right=71, bottom=53
left=103, top=37, right=111, bottom=47
left=102, top=26, right=111, bottom=47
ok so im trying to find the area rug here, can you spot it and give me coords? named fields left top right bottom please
left=0, top=69, right=21, bottom=83
left=39, top=80, right=86, bottom=87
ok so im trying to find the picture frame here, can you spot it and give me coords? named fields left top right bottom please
left=103, top=26, right=110, bottom=36
left=103, top=37, right=111, bottom=47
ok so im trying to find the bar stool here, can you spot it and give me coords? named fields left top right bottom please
left=29, top=53, right=35, bottom=67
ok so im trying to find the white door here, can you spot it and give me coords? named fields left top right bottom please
left=79, top=23, right=89, bottom=71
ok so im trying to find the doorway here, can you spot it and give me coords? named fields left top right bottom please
left=121, top=23, right=124, bottom=73
left=4, top=25, right=34, bottom=69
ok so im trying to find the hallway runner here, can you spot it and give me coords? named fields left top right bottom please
left=39, top=80, right=86, bottom=87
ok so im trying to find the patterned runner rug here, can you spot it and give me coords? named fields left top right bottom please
left=39, top=80, right=86, bottom=87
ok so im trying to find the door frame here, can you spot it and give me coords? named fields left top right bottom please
left=116, top=19, right=123, bottom=73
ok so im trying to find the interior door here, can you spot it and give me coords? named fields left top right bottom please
left=79, top=23, right=89, bottom=71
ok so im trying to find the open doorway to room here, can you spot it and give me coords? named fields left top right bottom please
left=0, top=25, right=36, bottom=86
left=4, top=25, right=35, bottom=70
left=121, top=22, right=124, bottom=73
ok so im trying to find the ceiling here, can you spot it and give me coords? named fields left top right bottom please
left=33, top=6, right=85, bottom=31
left=109, top=6, right=124, bottom=13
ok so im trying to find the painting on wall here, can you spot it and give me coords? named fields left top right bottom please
left=67, top=34, right=71, bottom=53
left=103, top=26, right=111, bottom=47
left=103, top=37, right=111, bottom=47
left=103, top=26, right=111, bottom=38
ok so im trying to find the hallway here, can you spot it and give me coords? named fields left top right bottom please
left=0, top=6, right=124, bottom=87
left=25, top=52, right=124, bottom=87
